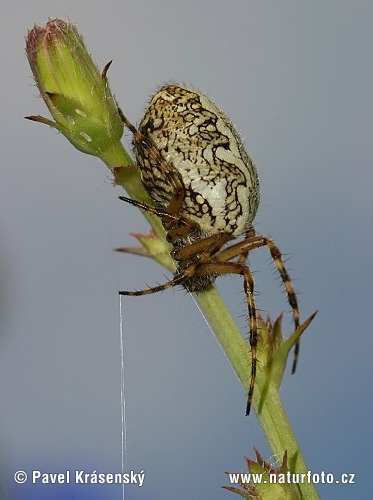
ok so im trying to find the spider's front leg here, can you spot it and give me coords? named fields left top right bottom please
left=117, top=196, right=194, bottom=296
left=118, top=271, right=189, bottom=296
left=118, top=105, right=186, bottom=219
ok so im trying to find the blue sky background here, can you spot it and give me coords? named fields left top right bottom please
left=0, top=1, right=372, bottom=499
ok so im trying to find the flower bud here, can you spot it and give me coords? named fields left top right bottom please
left=256, top=312, right=317, bottom=391
left=224, top=449, right=301, bottom=500
left=25, top=19, right=123, bottom=160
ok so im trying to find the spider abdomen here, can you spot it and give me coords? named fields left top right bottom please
left=134, top=85, right=260, bottom=238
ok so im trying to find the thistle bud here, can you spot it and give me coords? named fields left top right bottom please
left=256, top=312, right=317, bottom=391
left=224, top=449, right=301, bottom=500
left=25, top=19, right=124, bottom=161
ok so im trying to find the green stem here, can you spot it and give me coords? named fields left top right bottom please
left=101, top=144, right=319, bottom=500
left=196, top=290, right=318, bottom=499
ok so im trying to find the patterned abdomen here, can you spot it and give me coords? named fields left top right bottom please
left=134, top=85, right=260, bottom=238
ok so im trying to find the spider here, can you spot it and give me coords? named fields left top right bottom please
left=118, top=85, right=300, bottom=416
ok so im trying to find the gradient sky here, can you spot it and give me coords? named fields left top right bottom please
left=0, top=1, right=372, bottom=499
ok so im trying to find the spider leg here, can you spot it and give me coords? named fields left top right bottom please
left=172, top=233, right=230, bottom=262
left=117, top=107, right=137, bottom=136
left=266, top=240, right=300, bottom=374
left=118, top=107, right=186, bottom=217
left=194, top=261, right=258, bottom=416
left=119, top=267, right=195, bottom=296
left=118, top=195, right=197, bottom=243
left=236, top=227, right=255, bottom=266
left=217, top=235, right=301, bottom=374
left=118, top=111, right=196, bottom=241
left=119, top=196, right=178, bottom=222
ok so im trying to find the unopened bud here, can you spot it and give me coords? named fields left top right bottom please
left=26, top=18, right=124, bottom=160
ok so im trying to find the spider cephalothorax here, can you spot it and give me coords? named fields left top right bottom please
left=118, top=84, right=300, bottom=415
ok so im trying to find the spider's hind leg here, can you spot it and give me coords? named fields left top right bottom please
left=192, top=260, right=259, bottom=416
left=265, top=240, right=300, bottom=373
left=217, top=234, right=302, bottom=374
